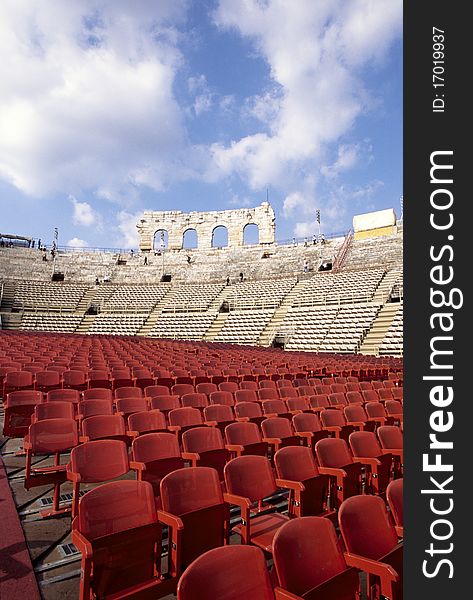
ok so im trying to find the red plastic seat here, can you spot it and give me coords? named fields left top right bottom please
left=346, top=391, right=364, bottom=405
left=234, top=400, right=264, bottom=426
left=235, top=389, right=258, bottom=403
left=4, top=370, right=34, bottom=394
left=224, top=421, right=268, bottom=458
left=33, top=401, right=75, bottom=422
left=128, top=409, right=167, bottom=436
left=82, top=387, right=113, bottom=402
left=343, top=404, right=375, bottom=432
left=286, top=396, right=311, bottom=414
left=150, top=394, right=181, bottom=417
left=320, top=409, right=355, bottom=441
left=116, top=396, right=148, bottom=420
left=261, top=417, right=300, bottom=456
left=111, top=368, right=134, bottom=390
left=315, top=438, right=362, bottom=509
left=182, top=427, right=230, bottom=480
left=47, top=388, right=81, bottom=405
left=172, top=383, right=195, bottom=397
left=114, top=385, right=142, bottom=400
left=132, top=432, right=185, bottom=498
left=159, top=467, right=230, bottom=577
left=297, top=385, right=315, bottom=397
left=371, top=381, right=384, bottom=390
left=386, top=478, right=404, bottom=537
left=72, top=480, right=173, bottom=600
left=67, top=439, right=131, bottom=517
left=328, top=392, right=347, bottom=409
left=133, top=368, right=155, bottom=390
left=63, top=370, right=88, bottom=391
left=239, top=380, right=258, bottom=391
left=360, top=382, right=373, bottom=391
left=362, top=389, right=380, bottom=404
left=258, top=388, right=279, bottom=401
left=391, top=387, right=403, bottom=401
left=274, top=446, right=331, bottom=519
left=385, top=400, right=403, bottom=425
left=209, top=390, right=234, bottom=406
left=273, top=517, right=360, bottom=599
left=262, top=399, right=291, bottom=420
left=339, top=495, right=403, bottom=600
left=330, top=383, right=346, bottom=394
left=292, top=412, right=329, bottom=449
left=346, top=382, right=361, bottom=392
left=349, top=431, right=393, bottom=495
left=34, top=370, right=61, bottom=393
left=3, top=390, right=44, bottom=437
left=378, top=425, right=403, bottom=476
left=24, top=418, right=79, bottom=517
left=278, top=387, right=297, bottom=399
left=88, top=369, right=111, bottom=389
left=309, top=393, right=331, bottom=412
left=258, top=379, right=277, bottom=390
left=218, top=381, right=239, bottom=394
left=177, top=546, right=275, bottom=600
left=168, top=407, right=203, bottom=440
left=224, top=455, right=289, bottom=553
left=204, top=404, right=234, bottom=433
left=77, top=399, right=113, bottom=421
left=145, top=384, right=171, bottom=399
left=196, top=382, right=218, bottom=396
left=181, top=392, right=208, bottom=410
left=365, top=402, right=394, bottom=427
left=81, top=414, right=130, bottom=445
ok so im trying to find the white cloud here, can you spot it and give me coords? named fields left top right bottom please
left=70, top=196, right=101, bottom=228
left=321, top=142, right=371, bottom=179
left=212, top=0, right=401, bottom=194
left=67, top=237, right=88, bottom=248
left=0, top=0, right=188, bottom=197
left=115, top=210, right=142, bottom=248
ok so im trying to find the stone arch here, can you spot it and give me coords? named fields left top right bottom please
left=211, top=225, right=229, bottom=248
left=243, top=223, right=259, bottom=245
left=153, top=229, right=168, bottom=251
left=182, top=228, right=198, bottom=249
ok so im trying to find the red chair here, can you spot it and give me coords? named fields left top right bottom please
left=24, top=418, right=78, bottom=517
left=261, top=399, right=291, bottom=421
left=116, top=396, right=148, bottom=420
left=3, top=390, right=44, bottom=437
left=172, top=383, right=195, bottom=397
left=377, top=388, right=394, bottom=402
left=132, top=432, right=185, bottom=498
left=386, top=478, right=404, bottom=537
left=218, top=381, right=239, bottom=394
left=235, top=389, right=258, bottom=403
left=346, top=391, right=364, bottom=405
left=133, top=368, right=155, bottom=390
left=309, top=393, right=331, bottom=413
left=258, top=388, right=279, bottom=401
left=181, top=392, right=208, bottom=411
left=378, top=426, right=403, bottom=476
left=328, top=392, right=347, bottom=409
left=82, top=387, right=113, bottom=402
left=330, top=383, right=346, bottom=394
left=158, top=467, right=230, bottom=578
left=67, top=439, right=131, bottom=517
left=150, top=395, right=180, bottom=418
left=4, top=371, right=34, bottom=394
left=72, top=480, right=173, bottom=600
left=315, top=438, right=362, bottom=509
left=224, top=455, right=289, bottom=553
left=259, top=379, right=277, bottom=390
left=33, top=401, right=75, bottom=422
left=81, top=414, right=130, bottom=445
left=365, top=402, right=394, bottom=428
left=286, top=396, right=311, bottom=414
left=360, top=382, right=373, bottom=391
left=274, top=446, right=331, bottom=519
left=224, top=421, right=269, bottom=458
left=320, top=409, right=355, bottom=441
left=278, top=387, right=297, bottom=400
left=261, top=417, right=300, bottom=456
left=177, top=546, right=275, bottom=600
left=144, top=384, right=170, bottom=397
left=297, top=385, right=315, bottom=397
left=182, top=427, right=230, bottom=480
left=234, top=401, right=265, bottom=426
left=240, top=380, right=258, bottom=391
left=111, top=368, right=134, bottom=390
left=209, top=390, right=234, bottom=406
left=114, top=386, right=142, bottom=400
left=77, top=399, right=113, bottom=422
left=204, top=404, right=234, bottom=433
left=196, top=382, right=218, bottom=396
left=128, top=409, right=167, bottom=437
left=339, top=495, right=403, bottom=600
left=371, top=381, right=384, bottom=390
left=63, top=370, right=88, bottom=391
left=88, top=369, right=111, bottom=389
left=385, top=400, right=403, bottom=426
left=273, top=517, right=360, bottom=599
left=47, top=388, right=81, bottom=405
left=349, top=431, right=393, bottom=496
left=392, top=387, right=403, bottom=401
left=343, top=404, right=376, bottom=432
left=292, top=412, right=329, bottom=449
left=34, top=370, right=61, bottom=393
left=346, top=382, right=361, bottom=392
left=362, top=390, right=380, bottom=404
left=168, top=407, right=203, bottom=440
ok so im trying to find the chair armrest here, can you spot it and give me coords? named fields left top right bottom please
left=317, top=466, right=348, bottom=478
left=223, top=492, right=252, bottom=511
left=71, top=529, right=93, bottom=558
left=225, top=444, right=245, bottom=453
left=167, top=425, right=181, bottom=432
left=343, top=552, right=399, bottom=581
left=274, top=587, right=302, bottom=599
left=352, top=457, right=381, bottom=468
left=181, top=452, right=200, bottom=466
left=275, top=478, right=306, bottom=492
left=157, top=509, right=184, bottom=530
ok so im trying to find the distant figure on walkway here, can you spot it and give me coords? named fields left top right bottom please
left=226, top=277, right=230, bottom=286
left=239, top=272, right=244, bottom=282
left=42, top=251, right=47, bottom=262
left=32, top=239, right=35, bottom=248
left=38, top=239, right=41, bottom=249
left=303, top=259, right=309, bottom=273
left=143, top=255, right=148, bottom=265
left=95, top=277, right=100, bottom=285
left=312, top=234, right=317, bottom=245
left=187, top=255, right=192, bottom=264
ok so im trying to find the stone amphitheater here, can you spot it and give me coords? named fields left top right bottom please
left=0, top=204, right=403, bottom=356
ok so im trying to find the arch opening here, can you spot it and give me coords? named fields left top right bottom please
left=211, top=225, right=228, bottom=248
left=243, top=223, right=259, bottom=245
left=182, top=228, right=198, bottom=249
left=153, top=229, right=168, bottom=251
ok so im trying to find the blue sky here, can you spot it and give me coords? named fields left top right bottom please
left=0, top=0, right=402, bottom=249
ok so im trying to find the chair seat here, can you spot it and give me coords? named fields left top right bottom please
left=233, top=512, right=289, bottom=552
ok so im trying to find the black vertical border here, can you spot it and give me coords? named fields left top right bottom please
left=404, top=1, right=468, bottom=598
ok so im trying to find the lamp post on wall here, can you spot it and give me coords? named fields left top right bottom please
left=160, top=231, right=165, bottom=280
left=316, top=209, right=322, bottom=263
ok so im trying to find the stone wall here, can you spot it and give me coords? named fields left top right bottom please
left=137, top=202, right=276, bottom=251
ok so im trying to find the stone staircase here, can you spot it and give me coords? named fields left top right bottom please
left=137, top=288, right=179, bottom=337
left=75, top=287, right=100, bottom=314
left=204, top=313, right=230, bottom=341
left=0, top=312, right=22, bottom=330
left=359, top=303, right=401, bottom=355
left=257, top=280, right=306, bottom=346
left=0, top=280, right=16, bottom=312
left=208, top=286, right=234, bottom=312
left=75, top=314, right=97, bottom=334
left=372, top=268, right=402, bottom=304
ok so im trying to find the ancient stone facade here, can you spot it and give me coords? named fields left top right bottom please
left=137, top=202, right=276, bottom=251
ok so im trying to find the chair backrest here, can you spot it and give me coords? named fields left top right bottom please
left=274, top=446, right=318, bottom=481
left=181, top=392, right=208, bottom=409
left=160, top=467, right=224, bottom=516
left=150, top=395, right=180, bottom=412
left=234, top=389, right=258, bottom=403
left=177, top=546, right=275, bottom=600
left=225, top=421, right=262, bottom=445
left=240, top=381, right=258, bottom=391
left=204, top=404, right=234, bottom=423
left=366, top=402, right=387, bottom=418
left=339, top=495, right=399, bottom=560
left=69, top=439, right=129, bottom=482
left=349, top=431, right=383, bottom=458
left=315, top=438, right=353, bottom=468
left=310, top=394, right=330, bottom=409
left=259, top=380, right=277, bottom=390
left=292, top=412, right=323, bottom=433
left=261, top=417, right=294, bottom=439
left=377, top=388, right=393, bottom=401
left=218, top=381, right=239, bottom=393
left=116, top=397, right=148, bottom=417
left=63, top=370, right=87, bottom=386
left=278, top=387, right=297, bottom=399
left=262, top=399, right=287, bottom=416
left=35, top=371, right=61, bottom=386
left=196, top=382, right=218, bottom=395
left=273, top=517, right=357, bottom=598
left=297, top=385, right=315, bottom=397
left=83, top=388, right=113, bottom=402
left=144, top=385, right=170, bottom=397
left=378, top=425, right=403, bottom=449
left=82, top=415, right=126, bottom=440
left=386, top=478, right=403, bottom=528
left=28, top=418, right=78, bottom=454
left=331, top=383, right=346, bottom=394
left=128, top=409, right=166, bottom=434
left=132, top=432, right=181, bottom=463
left=346, top=391, right=364, bottom=405
left=385, top=400, right=403, bottom=415
left=115, top=386, right=142, bottom=400
left=209, top=391, right=234, bottom=406
left=320, top=410, right=346, bottom=428
left=78, top=399, right=113, bottom=419
left=182, top=427, right=225, bottom=453
left=362, top=390, right=379, bottom=403
left=328, top=392, right=347, bottom=408
left=344, top=404, right=368, bottom=423
left=172, top=383, right=195, bottom=397
left=286, top=397, right=310, bottom=412
left=234, top=401, right=262, bottom=419
left=258, top=388, right=279, bottom=401
left=224, top=455, right=276, bottom=502
left=6, top=390, right=43, bottom=406
left=34, top=401, right=75, bottom=421
left=168, top=407, right=203, bottom=428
